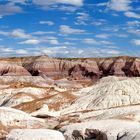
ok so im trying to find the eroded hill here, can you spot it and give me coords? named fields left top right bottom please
left=0, top=55, right=140, bottom=140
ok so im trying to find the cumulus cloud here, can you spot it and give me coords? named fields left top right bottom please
left=19, top=39, right=40, bottom=45
left=0, top=0, right=84, bottom=17
left=104, top=49, right=120, bottom=55
left=83, top=38, right=114, bottom=45
left=100, top=40, right=114, bottom=45
left=124, top=11, right=140, bottom=19
left=0, top=45, right=125, bottom=58
left=83, top=38, right=99, bottom=45
left=31, top=45, right=122, bottom=58
left=40, top=36, right=59, bottom=45
left=0, top=29, right=32, bottom=39
left=8, top=0, right=27, bottom=5
left=60, top=25, right=86, bottom=34
left=108, top=0, right=132, bottom=11
left=0, top=31, right=9, bottom=36
left=33, top=0, right=84, bottom=7
left=56, top=5, right=79, bottom=12
left=128, top=29, right=140, bottom=36
left=10, top=29, right=32, bottom=39
left=95, top=34, right=110, bottom=39
left=114, top=33, right=128, bottom=38
left=75, top=12, right=90, bottom=25
left=91, top=19, right=107, bottom=26
left=96, top=2, right=108, bottom=7
left=39, top=21, right=54, bottom=26
left=32, top=31, right=56, bottom=35
left=0, top=47, right=13, bottom=53
left=76, top=12, right=89, bottom=20
left=0, top=29, right=60, bottom=46
left=127, top=20, right=140, bottom=26
left=15, top=49, right=28, bottom=54
left=0, top=29, right=60, bottom=45
left=0, top=46, right=29, bottom=57
left=48, top=39, right=59, bottom=45
left=0, top=2, right=23, bottom=17
left=132, top=39, right=140, bottom=45
left=32, top=0, right=84, bottom=11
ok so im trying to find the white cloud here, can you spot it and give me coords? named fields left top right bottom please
left=0, top=46, right=29, bottom=56
left=128, top=29, right=140, bottom=36
left=96, top=2, right=108, bottom=7
left=76, top=12, right=89, bottom=20
left=31, top=0, right=83, bottom=12
left=124, top=11, right=140, bottom=19
left=49, top=39, right=59, bottom=45
left=108, top=0, right=132, bottom=11
left=39, top=21, right=54, bottom=26
left=0, top=31, right=9, bottom=36
left=60, top=25, right=86, bottom=34
left=102, top=26, right=119, bottom=32
left=10, top=29, right=32, bottom=39
left=33, top=0, right=84, bottom=7
left=0, top=29, right=60, bottom=45
left=32, top=0, right=83, bottom=12
left=91, top=19, right=107, bottom=26
left=8, top=0, right=27, bottom=5
left=0, top=29, right=32, bottom=40
left=95, top=34, right=110, bottom=39
left=34, top=46, right=122, bottom=58
left=0, top=47, right=13, bottom=53
left=75, top=12, right=90, bottom=25
left=0, top=45, right=124, bottom=58
left=132, top=39, right=140, bottom=45
left=104, top=49, right=120, bottom=55
left=40, top=36, right=59, bottom=45
left=63, top=42, right=75, bottom=45
left=127, top=20, right=140, bottom=26
left=100, top=40, right=114, bottom=45
left=38, top=46, right=69, bottom=56
left=0, top=3, right=22, bottom=17
left=114, top=33, right=128, bottom=38
left=65, top=37, right=81, bottom=41
left=83, top=38, right=99, bottom=45
left=83, top=38, right=114, bottom=45
left=19, top=39, right=40, bottom=45
left=56, top=5, right=78, bottom=12
left=32, top=31, right=56, bottom=35
left=15, top=49, right=28, bottom=54
left=91, top=21, right=102, bottom=26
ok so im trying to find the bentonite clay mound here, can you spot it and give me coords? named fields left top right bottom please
left=0, top=61, right=30, bottom=76
left=0, top=107, right=45, bottom=138
left=6, top=129, right=65, bottom=140
left=61, top=76, right=140, bottom=114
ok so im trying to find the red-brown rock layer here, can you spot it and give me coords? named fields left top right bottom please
left=0, top=55, right=140, bottom=80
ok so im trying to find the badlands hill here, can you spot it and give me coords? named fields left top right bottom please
left=0, top=55, right=140, bottom=79
left=0, top=55, right=140, bottom=139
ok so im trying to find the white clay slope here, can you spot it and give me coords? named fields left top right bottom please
left=61, top=76, right=140, bottom=114
left=0, top=87, right=47, bottom=107
left=6, top=129, right=65, bottom=140
left=0, top=107, right=45, bottom=128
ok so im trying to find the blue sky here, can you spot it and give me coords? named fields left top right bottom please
left=0, top=0, right=140, bottom=57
